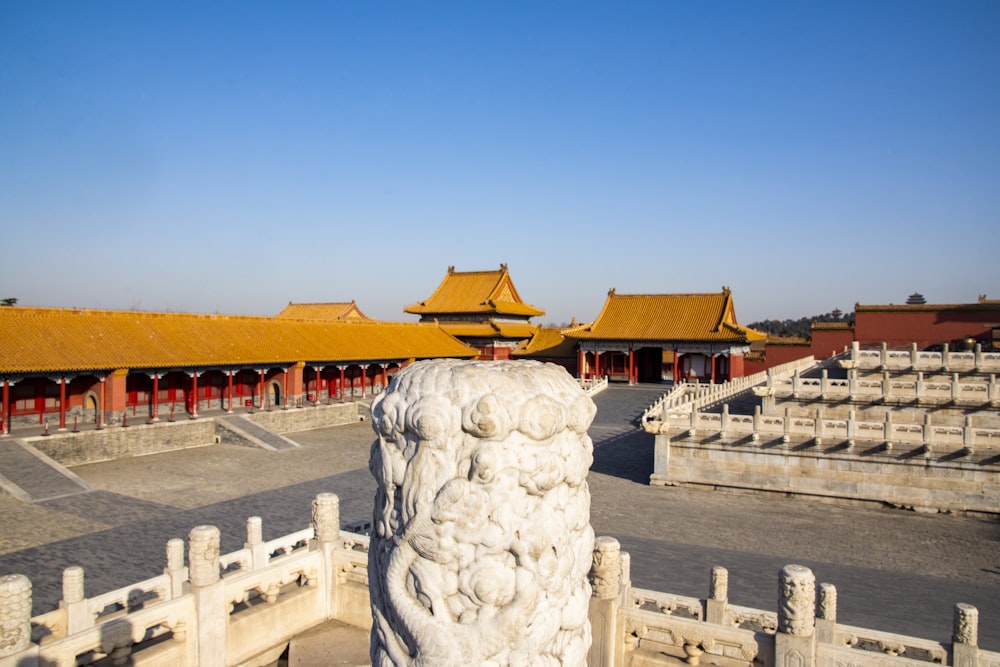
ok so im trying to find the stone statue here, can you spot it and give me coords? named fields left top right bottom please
left=368, top=359, right=597, bottom=666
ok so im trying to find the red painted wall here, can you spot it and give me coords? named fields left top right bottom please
left=854, top=309, right=1000, bottom=349
left=810, top=328, right=855, bottom=358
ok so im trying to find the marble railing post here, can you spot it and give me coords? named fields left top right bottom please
left=61, top=565, right=89, bottom=634
left=990, top=375, right=998, bottom=406
left=915, top=372, right=925, bottom=400
left=706, top=566, right=729, bottom=625
left=775, top=565, right=816, bottom=667
left=974, top=343, right=983, bottom=371
left=848, top=369, right=857, bottom=400
left=851, top=341, right=859, bottom=363
left=963, top=416, right=975, bottom=452
left=882, top=371, right=891, bottom=400
left=368, top=359, right=597, bottom=666
left=245, top=516, right=268, bottom=570
left=311, top=492, right=340, bottom=618
left=814, top=407, right=824, bottom=446
left=942, top=343, right=950, bottom=371
left=880, top=343, right=888, bottom=370
left=720, top=403, right=730, bottom=438
left=815, top=583, right=837, bottom=644
left=590, top=536, right=625, bottom=667
left=165, top=538, right=187, bottom=599
left=793, top=370, right=802, bottom=398
left=910, top=343, right=919, bottom=369
left=752, top=405, right=761, bottom=441
left=952, top=603, right=979, bottom=667
left=952, top=373, right=961, bottom=402
left=0, top=574, right=34, bottom=661
left=846, top=410, right=856, bottom=447
left=783, top=406, right=792, bottom=443
left=189, top=525, right=225, bottom=667
left=820, top=370, right=829, bottom=398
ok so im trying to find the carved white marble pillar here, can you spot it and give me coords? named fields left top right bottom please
left=0, top=574, right=33, bottom=658
left=369, top=359, right=597, bottom=666
left=775, top=564, right=816, bottom=667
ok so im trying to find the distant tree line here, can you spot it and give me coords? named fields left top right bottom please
left=747, top=309, right=853, bottom=339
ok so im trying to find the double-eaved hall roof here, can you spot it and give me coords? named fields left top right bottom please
left=0, top=307, right=475, bottom=374
left=572, top=288, right=765, bottom=343
left=404, top=264, right=544, bottom=318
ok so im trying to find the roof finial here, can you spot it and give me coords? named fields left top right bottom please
left=500, top=263, right=508, bottom=272
left=447, top=266, right=455, bottom=274
left=608, top=288, right=616, bottom=296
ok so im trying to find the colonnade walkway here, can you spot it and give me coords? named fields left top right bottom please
left=0, top=383, right=997, bottom=656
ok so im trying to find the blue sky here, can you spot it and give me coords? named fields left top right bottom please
left=2, top=2, right=998, bottom=325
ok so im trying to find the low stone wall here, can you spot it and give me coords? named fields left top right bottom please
left=243, top=401, right=365, bottom=433
left=651, top=431, right=1000, bottom=515
left=25, top=419, right=217, bottom=467
left=23, top=403, right=367, bottom=467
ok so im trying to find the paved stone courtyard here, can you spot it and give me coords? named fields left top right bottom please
left=0, top=384, right=998, bottom=650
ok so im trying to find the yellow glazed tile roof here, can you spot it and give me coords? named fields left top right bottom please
left=438, top=321, right=539, bottom=339
left=571, top=289, right=764, bottom=343
left=276, top=301, right=371, bottom=320
left=404, top=265, right=544, bottom=318
left=0, top=307, right=475, bottom=374
left=513, top=328, right=577, bottom=358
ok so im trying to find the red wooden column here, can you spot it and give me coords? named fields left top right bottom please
left=190, top=372, right=200, bottom=418
left=361, top=366, right=367, bottom=399
left=380, top=364, right=387, bottom=391
left=628, top=348, right=635, bottom=385
left=151, top=373, right=160, bottom=421
left=595, top=351, right=602, bottom=378
left=258, top=370, right=266, bottom=409
left=339, top=366, right=346, bottom=402
left=673, top=353, right=681, bottom=384
left=225, top=371, right=234, bottom=413
left=58, top=376, right=67, bottom=431
left=314, top=366, right=322, bottom=405
left=577, top=349, right=586, bottom=379
left=283, top=369, right=289, bottom=409
left=98, top=375, right=107, bottom=429
left=710, top=354, right=717, bottom=384
left=2, top=378, right=9, bottom=435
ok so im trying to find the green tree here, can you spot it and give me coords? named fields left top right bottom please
left=0, top=297, right=17, bottom=307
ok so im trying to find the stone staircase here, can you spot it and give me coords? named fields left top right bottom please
left=215, top=414, right=302, bottom=451
left=0, top=437, right=93, bottom=502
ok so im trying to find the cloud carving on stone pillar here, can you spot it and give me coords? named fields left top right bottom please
left=368, top=359, right=597, bottom=666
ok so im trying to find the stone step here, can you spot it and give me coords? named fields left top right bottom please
left=0, top=438, right=93, bottom=502
left=287, top=619, right=371, bottom=666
